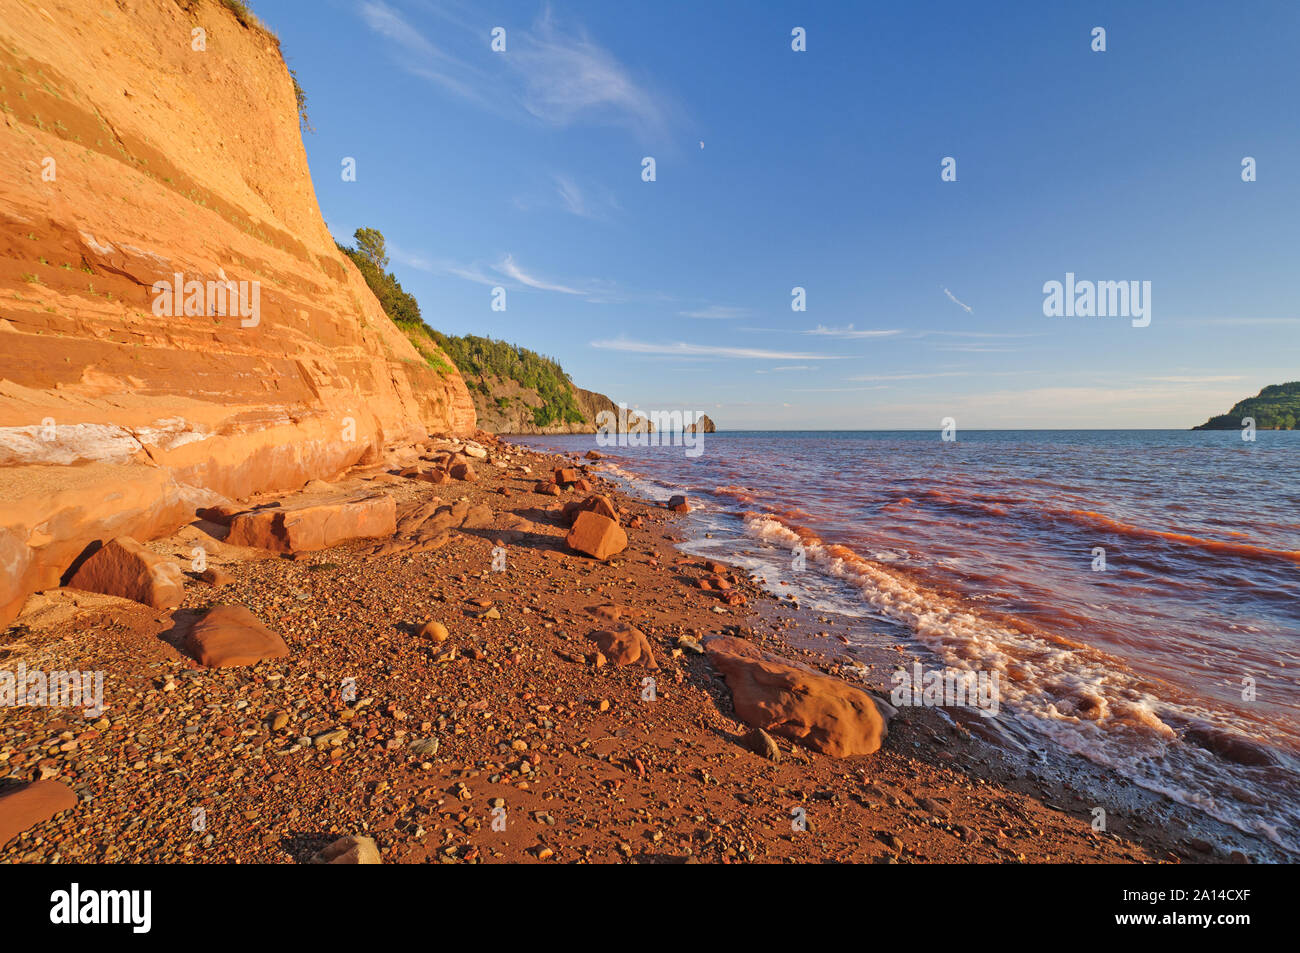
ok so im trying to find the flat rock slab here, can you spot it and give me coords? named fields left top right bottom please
left=226, top=492, right=396, bottom=553
left=705, top=636, right=890, bottom=757
left=183, top=604, right=289, bottom=668
left=67, top=536, right=185, bottom=609
left=0, top=780, right=77, bottom=847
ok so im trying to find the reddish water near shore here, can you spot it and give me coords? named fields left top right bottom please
left=515, top=430, right=1300, bottom=857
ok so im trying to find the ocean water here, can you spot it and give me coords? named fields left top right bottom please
left=512, top=430, right=1300, bottom=857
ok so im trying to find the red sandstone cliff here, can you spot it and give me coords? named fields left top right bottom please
left=0, top=0, right=475, bottom=624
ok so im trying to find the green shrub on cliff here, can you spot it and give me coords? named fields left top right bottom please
left=1194, top=381, right=1300, bottom=430
left=338, top=230, right=423, bottom=329
left=427, top=331, right=584, bottom=427
left=337, top=227, right=584, bottom=426
left=337, top=229, right=451, bottom=374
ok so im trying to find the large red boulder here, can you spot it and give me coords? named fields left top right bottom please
left=226, top=492, right=396, bottom=553
left=705, top=636, right=891, bottom=757
left=67, top=537, right=185, bottom=609
left=183, top=604, right=289, bottom=668
left=0, top=780, right=77, bottom=847
left=565, top=511, right=627, bottom=560
left=561, top=494, right=619, bottom=527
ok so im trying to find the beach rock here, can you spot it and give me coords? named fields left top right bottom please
left=554, top=467, right=582, bottom=486
left=1184, top=723, right=1278, bottom=767
left=667, top=495, right=691, bottom=513
left=67, top=537, right=185, bottom=609
left=534, top=481, right=562, bottom=497
left=418, top=621, right=449, bottom=643
left=200, top=567, right=234, bottom=586
left=705, top=636, right=890, bottom=757
left=566, top=511, right=628, bottom=560
left=584, top=450, right=604, bottom=460
left=309, top=834, right=382, bottom=864
left=0, top=780, right=78, bottom=847
left=588, top=624, right=657, bottom=668
left=460, top=504, right=495, bottom=529
left=742, top=727, right=782, bottom=762
left=408, top=533, right=450, bottom=553
left=226, top=492, right=396, bottom=553
left=450, top=463, right=477, bottom=482
left=561, top=494, right=619, bottom=526
left=416, top=468, right=451, bottom=485
left=183, top=604, right=290, bottom=668
left=196, top=502, right=246, bottom=526
left=396, top=501, right=443, bottom=535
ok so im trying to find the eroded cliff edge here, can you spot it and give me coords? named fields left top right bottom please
left=0, top=0, right=475, bottom=624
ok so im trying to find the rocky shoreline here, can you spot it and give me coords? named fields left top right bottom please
left=0, top=435, right=1218, bottom=863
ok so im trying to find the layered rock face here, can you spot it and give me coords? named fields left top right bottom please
left=0, top=0, right=475, bottom=625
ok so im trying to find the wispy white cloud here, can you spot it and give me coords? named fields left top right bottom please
left=359, top=1, right=494, bottom=107
left=847, top=371, right=973, bottom=382
left=359, top=2, right=676, bottom=140
left=390, top=243, right=591, bottom=295
left=513, top=9, right=672, bottom=139
left=545, top=174, right=621, bottom=221
left=591, top=339, right=844, bottom=360
left=1149, top=375, right=1244, bottom=383
left=942, top=286, right=973, bottom=312
left=804, top=324, right=901, bottom=339
left=553, top=175, right=590, bottom=218
left=788, top=385, right=889, bottom=393
left=359, top=1, right=435, bottom=56
left=389, top=245, right=499, bottom=287
left=679, top=305, right=749, bottom=319
left=495, top=254, right=587, bottom=295
left=1188, top=316, right=1300, bottom=327
left=918, top=330, right=1041, bottom=339
left=934, top=344, right=1021, bottom=353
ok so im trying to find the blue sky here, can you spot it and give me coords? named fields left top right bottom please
left=258, top=0, right=1299, bottom=428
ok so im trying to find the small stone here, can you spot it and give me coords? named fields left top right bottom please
left=418, top=621, right=450, bottom=643
left=309, top=835, right=382, bottom=864
left=742, top=727, right=782, bottom=762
